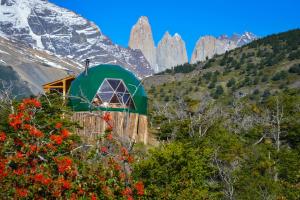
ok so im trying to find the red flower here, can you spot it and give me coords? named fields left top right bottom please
left=119, top=173, right=126, bottom=180
left=101, top=146, right=108, bottom=154
left=127, top=155, right=134, bottom=163
left=0, top=132, right=6, bottom=142
left=16, top=188, right=28, bottom=197
left=61, top=129, right=69, bottom=139
left=114, top=164, right=121, bottom=171
left=102, top=112, right=112, bottom=122
left=50, top=135, right=63, bottom=145
left=127, top=196, right=134, bottom=200
left=14, top=138, right=24, bottom=147
left=58, top=178, right=71, bottom=189
left=122, top=187, right=133, bottom=196
left=23, top=98, right=41, bottom=108
left=29, top=144, right=38, bottom=152
left=18, top=103, right=25, bottom=111
left=9, top=113, right=23, bottom=130
left=78, top=187, right=85, bottom=195
left=55, top=123, right=62, bottom=129
left=134, top=181, right=144, bottom=195
left=29, top=127, right=44, bottom=138
left=54, top=157, right=73, bottom=173
left=33, top=173, right=52, bottom=185
left=90, top=193, right=97, bottom=200
left=121, top=147, right=129, bottom=156
left=0, top=159, right=8, bottom=179
left=106, top=133, right=113, bottom=141
left=16, top=151, right=24, bottom=159
left=13, top=168, right=25, bottom=176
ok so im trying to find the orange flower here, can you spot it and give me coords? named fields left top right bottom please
left=18, top=103, right=25, bottom=111
left=16, top=188, right=28, bottom=197
left=102, top=112, right=112, bottom=121
left=121, top=147, right=129, bottom=156
left=23, top=98, right=41, bottom=108
left=58, top=178, right=71, bottom=189
left=119, top=173, right=126, bottom=180
left=61, top=129, right=69, bottom=139
left=13, top=168, right=25, bottom=176
left=14, top=138, right=24, bottom=147
left=54, top=156, right=73, bottom=173
left=34, top=173, right=52, bottom=185
left=0, top=132, right=6, bottom=142
left=50, top=135, right=63, bottom=145
left=127, top=155, right=134, bottom=163
left=29, top=144, right=38, bottom=152
left=29, top=127, right=44, bottom=138
left=78, top=187, right=85, bottom=195
left=9, top=113, right=23, bottom=130
left=134, top=181, right=144, bottom=195
left=101, top=146, right=108, bottom=154
left=0, top=159, right=8, bottom=179
left=106, top=133, right=113, bottom=141
left=122, top=187, right=132, bottom=196
left=127, top=196, right=134, bottom=200
left=16, top=151, right=24, bottom=159
left=55, top=123, right=62, bottom=129
left=90, top=193, right=97, bottom=200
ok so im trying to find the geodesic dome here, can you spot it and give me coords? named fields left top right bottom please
left=68, top=64, right=148, bottom=115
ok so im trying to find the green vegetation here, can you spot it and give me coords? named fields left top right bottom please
left=140, top=29, right=300, bottom=199
left=156, top=63, right=198, bottom=75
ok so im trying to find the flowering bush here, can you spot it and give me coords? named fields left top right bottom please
left=0, top=97, right=144, bottom=199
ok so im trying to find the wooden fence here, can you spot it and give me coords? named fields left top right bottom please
left=71, top=111, right=148, bottom=144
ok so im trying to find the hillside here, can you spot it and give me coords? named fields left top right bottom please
left=0, top=36, right=81, bottom=94
left=144, top=29, right=300, bottom=111
left=134, top=29, right=300, bottom=199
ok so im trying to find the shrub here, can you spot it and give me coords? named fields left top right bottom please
left=272, top=70, right=288, bottom=81
left=0, top=98, right=144, bottom=199
left=288, top=64, right=300, bottom=75
left=226, top=78, right=236, bottom=88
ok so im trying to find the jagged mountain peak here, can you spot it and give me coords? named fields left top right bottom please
left=0, top=0, right=153, bottom=77
left=128, top=16, right=156, bottom=71
left=138, top=16, right=150, bottom=24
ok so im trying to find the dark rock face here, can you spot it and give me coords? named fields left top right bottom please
left=0, top=0, right=153, bottom=78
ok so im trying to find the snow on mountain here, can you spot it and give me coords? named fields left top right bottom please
left=191, top=32, right=258, bottom=63
left=0, top=0, right=153, bottom=77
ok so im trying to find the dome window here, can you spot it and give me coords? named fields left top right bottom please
left=92, top=78, right=136, bottom=110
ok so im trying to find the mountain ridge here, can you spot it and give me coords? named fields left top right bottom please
left=128, top=16, right=257, bottom=71
left=0, top=0, right=153, bottom=78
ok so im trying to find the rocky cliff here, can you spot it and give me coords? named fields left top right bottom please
left=156, top=32, right=188, bottom=72
left=191, top=32, right=257, bottom=63
left=129, top=17, right=188, bottom=72
left=128, top=16, right=157, bottom=72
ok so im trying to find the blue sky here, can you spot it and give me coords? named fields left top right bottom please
left=50, top=0, right=300, bottom=57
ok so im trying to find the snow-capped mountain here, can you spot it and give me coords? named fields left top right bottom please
left=0, top=0, right=153, bottom=77
left=191, top=32, right=258, bottom=63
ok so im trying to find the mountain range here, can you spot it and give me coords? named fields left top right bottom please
left=129, top=16, right=257, bottom=72
left=0, top=0, right=153, bottom=78
left=0, top=0, right=258, bottom=94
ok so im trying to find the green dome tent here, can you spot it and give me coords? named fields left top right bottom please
left=68, top=64, right=148, bottom=115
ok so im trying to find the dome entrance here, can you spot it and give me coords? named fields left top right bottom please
left=92, top=78, right=136, bottom=110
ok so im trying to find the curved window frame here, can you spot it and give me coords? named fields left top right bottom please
left=92, top=78, right=136, bottom=110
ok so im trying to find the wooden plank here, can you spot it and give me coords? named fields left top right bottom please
left=71, top=112, right=148, bottom=144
